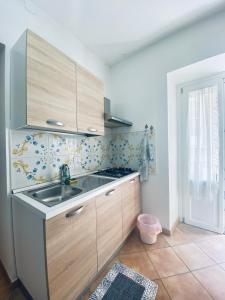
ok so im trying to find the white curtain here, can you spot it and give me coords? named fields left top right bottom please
left=184, top=85, right=220, bottom=224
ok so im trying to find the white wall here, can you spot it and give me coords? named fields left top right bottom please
left=167, top=79, right=178, bottom=229
left=110, top=9, right=225, bottom=230
left=0, top=0, right=111, bottom=280
left=0, top=44, right=16, bottom=280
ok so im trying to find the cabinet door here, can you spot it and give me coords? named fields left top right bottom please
left=77, top=65, right=104, bottom=135
left=96, top=187, right=122, bottom=270
left=122, top=176, right=141, bottom=240
left=27, top=31, right=77, bottom=132
left=45, top=200, right=97, bottom=300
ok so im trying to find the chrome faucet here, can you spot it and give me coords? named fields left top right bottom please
left=60, top=164, right=70, bottom=185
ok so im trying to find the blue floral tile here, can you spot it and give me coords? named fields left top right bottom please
left=48, top=155, right=75, bottom=180
left=109, top=134, right=133, bottom=167
left=98, top=136, right=112, bottom=170
left=10, top=128, right=157, bottom=189
left=73, top=156, right=85, bottom=176
left=48, top=133, right=75, bottom=157
left=73, top=136, right=83, bottom=157
left=11, top=130, right=48, bottom=158
left=109, top=130, right=156, bottom=174
left=11, top=157, right=50, bottom=189
left=80, top=137, right=107, bottom=172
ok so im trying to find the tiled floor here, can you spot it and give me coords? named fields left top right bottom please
left=82, top=223, right=225, bottom=300
left=1, top=223, right=225, bottom=300
left=0, top=263, right=25, bottom=300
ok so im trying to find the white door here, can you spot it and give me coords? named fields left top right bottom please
left=179, top=77, right=224, bottom=233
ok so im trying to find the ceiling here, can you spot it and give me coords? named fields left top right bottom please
left=30, top=0, right=225, bottom=65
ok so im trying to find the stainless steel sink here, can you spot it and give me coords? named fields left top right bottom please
left=24, top=184, right=83, bottom=207
left=23, top=175, right=115, bottom=207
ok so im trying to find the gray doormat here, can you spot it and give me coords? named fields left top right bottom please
left=88, top=263, right=158, bottom=300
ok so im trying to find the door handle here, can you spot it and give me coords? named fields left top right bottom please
left=46, top=119, right=64, bottom=127
left=65, top=206, right=84, bottom=218
left=88, top=127, right=97, bottom=133
left=105, top=189, right=115, bottom=196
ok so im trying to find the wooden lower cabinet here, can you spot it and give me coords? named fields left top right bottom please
left=121, top=176, right=141, bottom=240
left=96, top=187, right=123, bottom=270
left=27, top=175, right=141, bottom=300
left=45, top=199, right=97, bottom=300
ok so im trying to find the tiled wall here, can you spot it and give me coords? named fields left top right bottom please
left=110, top=131, right=156, bottom=173
left=10, top=128, right=156, bottom=190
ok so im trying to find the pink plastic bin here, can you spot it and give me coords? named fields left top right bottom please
left=137, top=214, right=162, bottom=244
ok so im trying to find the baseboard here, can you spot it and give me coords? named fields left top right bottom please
left=162, top=217, right=180, bottom=236
left=162, top=227, right=171, bottom=236
left=171, top=217, right=180, bottom=234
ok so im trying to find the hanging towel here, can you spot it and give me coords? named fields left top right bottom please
left=139, top=131, right=151, bottom=182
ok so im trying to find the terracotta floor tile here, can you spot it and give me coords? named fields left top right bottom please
left=173, top=243, right=215, bottom=270
left=193, top=265, right=225, bottom=300
left=147, top=247, right=188, bottom=278
left=154, top=279, right=170, bottom=300
left=163, top=228, right=190, bottom=246
left=196, top=235, right=225, bottom=263
left=119, top=231, right=145, bottom=254
left=119, top=252, right=159, bottom=280
left=162, top=273, right=212, bottom=300
left=164, top=224, right=218, bottom=247
left=177, top=223, right=218, bottom=241
left=144, top=234, right=170, bottom=251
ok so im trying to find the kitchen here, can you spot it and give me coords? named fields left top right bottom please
left=1, top=1, right=225, bottom=300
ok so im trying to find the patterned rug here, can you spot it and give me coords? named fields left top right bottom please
left=88, top=263, right=158, bottom=300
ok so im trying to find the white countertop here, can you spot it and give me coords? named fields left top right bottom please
left=13, top=172, right=140, bottom=220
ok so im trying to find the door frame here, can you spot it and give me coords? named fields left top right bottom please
left=177, top=73, right=225, bottom=233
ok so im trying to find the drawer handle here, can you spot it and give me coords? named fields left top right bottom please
left=46, top=119, right=64, bottom=127
left=88, top=127, right=97, bottom=133
left=65, top=206, right=84, bottom=218
left=105, top=189, right=115, bottom=196
left=129, top=179, right=135, bottom=183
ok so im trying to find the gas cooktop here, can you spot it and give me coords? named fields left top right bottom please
left=94, top=168, right=136, bottom=178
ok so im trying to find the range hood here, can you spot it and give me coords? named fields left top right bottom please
left=104, top=98, right=133, bottom=128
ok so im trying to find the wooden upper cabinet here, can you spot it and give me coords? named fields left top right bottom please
left=26, top=31, right=77, bottom=132
left=77, top=65, right=105, bottom=135
left=11, top=30, right=105, bottom=135
left=45, top=199, right=97, bottom=300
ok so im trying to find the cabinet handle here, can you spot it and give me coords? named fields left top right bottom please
left=105, top=189, right=115, bottom=196
left=88, top=127, right=97, bottom=133
left=129, top=179, right=135, bottom=183
left=65, top=206, right=84, bottom=218
left=46, top=119, right=64, bottom=127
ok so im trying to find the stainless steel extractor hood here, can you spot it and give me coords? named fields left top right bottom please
left=104, top=98, right=133, bottom=128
